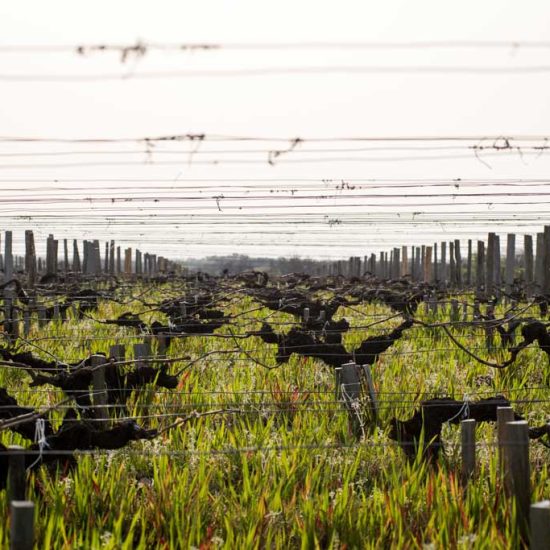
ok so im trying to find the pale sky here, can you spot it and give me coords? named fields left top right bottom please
left=1, top=0, right=550, bottom=259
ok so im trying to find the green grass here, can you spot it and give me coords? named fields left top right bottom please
left=1, top=283, right=549, bottom=548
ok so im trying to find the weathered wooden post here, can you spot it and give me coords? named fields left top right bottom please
left=104, top=241, right=109, bottom=273
left=440, top=241, right=447, bottom=286
left=109, top=240, right=115, bottom=274
left=454, top=239, right=462, bottom=288
left=335, top=362, right=364, bottom=438
left=535, top=232, right=544, bottom=293
left=486, top=233, right=495, bottom=295
left=124, top=248, right=132, bottom=276
left=361, top=363, right=379, bottom=425
left=7, top=445, right=26, bottom=502
left=134, top=343, right=151, bottom=368
left=401, top=246, right=408, bottom=277
left=524, top=235, right=534, bottom=298
left=505, top=233, right=516, bottom=295
left=494, top=234, right=502, bottom=291
left=91, top=355, right=109, bottom=427
left=530, top=500, right=550, bottom=550
left=466, top=239, right=472, bottom=286
left=424, top=246, right=432, bottom=283
left=476, top=240, right=485, bottom=291
left=63, top=239, right=69, bottom=273
left=544, top=226, right=550, bottom=295
left=24, top=230, right=36, bottom=287
left=433, top=242, right=438, bottom=282
left=10, top=501, right=34, bottom=550
left=460, top=419, right=476, bottom=487
left=72, top=240, right=81, bottom=272
left=504, top=421, right=530, bottom=545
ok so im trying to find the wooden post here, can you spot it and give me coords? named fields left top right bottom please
left=72, top=240, right=81, bottom=272
left=361, top=363, right=379, bottom=425
left=524, top=235, right=534, bottom=298
left=46, top=234, right=54, bottom=275
left=449, top=241, right=456, bottom=287
left=109, top=240, right=115, bottom=274
left=133, top=343, right=151, bottom=368
left=109, top=345, right=125, bottom=362
left=440, top=242, right=447, bottom=285
left=486, top=233, right=495, bottom=294
left=544, top=226, right=550, bottom=295
left=4, top=230, right=13, bottom=281
left=10, top=501, right=34, bottom=550
left=476, top=241, right=485, bottom=291
left=4, top=232, right=15, bottom=339
left=91, top=355, right=109, bottom=427
left=466, top=239, right=472, bottom=286
left=392, top=248, right=400, bottom=279
left=37, top=305, right=47, bottom=327
left=530, top=501, right=550, bottom=550
left=504, top=421, right=530, bottom=545
left=24, top=230, right=36, bottom=287
left=505, top=234, right=516, bottom=294
left=460, top=419, right=476, bottom=487
left=303, top=308, right=310, bottom=323
left=424, top=246, right=432, bottom=283
left=7, top=445, right=26, bottom=502
left=494, top=234, right=502, bottom=290
left=401, top=246, right=408, bottom=277
left=335, top=362, right=363, bottom=438
left=497, top=407, right=515, bottom=476
left=63, top=239, right=69, bottom=273
left=454, top=239, right=462, bottom=288
left=535, top=232, right=544, bottom=293
left=92, top=240, right=101, bottom=274
left=104, top=242, right=109, bottom=273
left=116, top=246, right=121, bottom=274
left=433, top=243, right=438, bottom=282
left=124, top=248, right=132, bottom=276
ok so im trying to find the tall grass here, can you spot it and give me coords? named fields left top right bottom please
left=0, top=284, right=549, bottom=548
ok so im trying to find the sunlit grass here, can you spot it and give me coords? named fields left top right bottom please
left=0, top=281, right=549, bottom=548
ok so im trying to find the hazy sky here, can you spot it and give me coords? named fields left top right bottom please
left=2, top=1, right=550, bottom=259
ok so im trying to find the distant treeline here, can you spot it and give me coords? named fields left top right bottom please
left=184, top=254, right=326, bottom=276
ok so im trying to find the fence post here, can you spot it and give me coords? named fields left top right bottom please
left=476, top=240, right=485, bottom=292
left=505, top=234, right=516, bottom=295
left=361, top=363, right=379, bottom=425
left=440, top=242, right=447, bottom=286
left=424, top=246, right=432, bottom=283
left=504, top=421, right=530, bottom=545
left=466, top=239, right=472, bottom=286
left=460, top=419, right=476, bottom=487
left=134, top=343, right=151, bottom=368
left=109, top=240, right=115, bottom=274
left=91, top=355, right=109, bottom=427
left=10, top=501, right=34, bottom=550
left=7, top=445, right=26, bottom=502
left=530, top=501, right=550, bottom=550
left=454, top=239, right=462, bottom=288
left=544, top=226, right=550, bottom=295
left=433, top=243, right=438, bottom=283
left=335, top=362, right=363, bottom=438
left=497, top=406, right=515, bottom=473
left=486, top=233, right=495, bottom=295
left=524, top=235, right=534, bottom=298
left=24, top=230, right=36, bottom=287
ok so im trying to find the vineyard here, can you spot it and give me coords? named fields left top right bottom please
left=1, top=230, right=550, bottom=548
